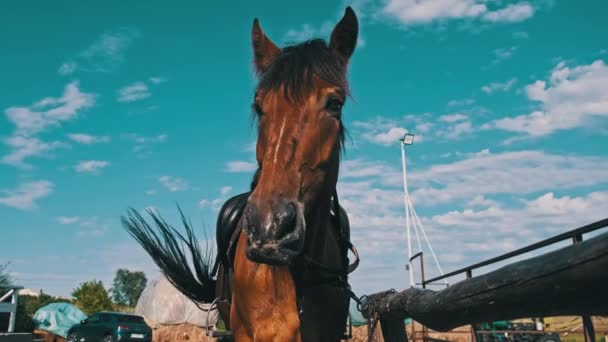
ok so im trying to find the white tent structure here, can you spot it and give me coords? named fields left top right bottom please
left=135, top=276, right=219, bottom=328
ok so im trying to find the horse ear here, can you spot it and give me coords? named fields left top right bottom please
left=252, top=18, right=280, bottom=74
left=330, top=7, right=359, bottom=63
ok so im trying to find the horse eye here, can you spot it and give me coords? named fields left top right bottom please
left=325, top=98, right=343, bottom=115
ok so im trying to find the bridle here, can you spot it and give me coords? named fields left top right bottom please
left=291, top=190, right=362, bottom=339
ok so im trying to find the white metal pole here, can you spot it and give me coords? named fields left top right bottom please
left=8, top=289, right=18, bottom=333
left=401, top=141, right=414, bottom=287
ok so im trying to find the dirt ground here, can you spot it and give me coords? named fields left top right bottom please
left=28, top=316, right=608, bottom=342
left=139, top=316, right=608, bottom=342
left=349, top=316, right=608, bottom=342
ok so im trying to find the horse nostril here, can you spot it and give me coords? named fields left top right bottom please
left=244, top=205, right=263, bottom=239
left=274, top=202, right=297, bottom=240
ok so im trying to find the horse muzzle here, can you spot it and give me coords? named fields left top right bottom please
left=244, top=200, right=305, bottom=266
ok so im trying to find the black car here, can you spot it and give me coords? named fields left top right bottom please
left=67, top=312, right=152, bottom=342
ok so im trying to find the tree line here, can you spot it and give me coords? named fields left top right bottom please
left=1, top=264, right=147, bottom=332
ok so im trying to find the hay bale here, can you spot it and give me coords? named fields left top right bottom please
left=350, top=325, right=383, bottom=342
left=147, top=322, right=216, bottom=342
left=33, top=329, right=66, bottom=342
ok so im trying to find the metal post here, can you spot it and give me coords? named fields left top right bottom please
left=380, top=316, right=408, bottom=342
left=8, top=289, right=18, bottom=333
left=466, top=270, right=476, bottom=342
left=572, top=233, right=595, bottom=342
left=582, top=316, right=595, bottom=342
left=419, top=253, right=426, bottom=289
left=419, top=253, right=429, bottom=341
left=401, top=141, right=414, bottom=287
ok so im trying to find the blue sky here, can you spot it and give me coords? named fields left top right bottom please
left=1, top=0, right=607, bottom=298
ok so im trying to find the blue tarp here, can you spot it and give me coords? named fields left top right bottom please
left=33, top=303, right=87, bottom=338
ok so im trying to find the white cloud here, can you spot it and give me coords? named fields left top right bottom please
left=409, top=150, right=608, bottom=206
left=58, top=62, right=77, bottom=76
left=220, top=186, right=233, bottom=196
left=434, top=113, right=474, bottom=140
left=438, top=113, right=467, bottom=123
left=121, top=133, right=167, bottom=157
left=75, top=28, right=139, bottom=73
left=158, top=176, right=189, bottom=192
left=67, top=133, right=110, bottom=144
left=118, top=82, right=150, bottom=103
left=381, top=0, right=534, bottom=25
left=4, top=82, right=95, bottom=137
left=369, top=127, right=409, bottom=145
left=488, top=60, right=608, bottom=136
left=53, top=216, right=112, bottom=238
left=353, top=117, right=418, bottom=146
left=512, top=31, right=529, bottom=39
left=225, top=161, right=257, bottom=173
left=355, top=112, right=476, bottom=145
left=283, top=20, right=366, bottom=48
left=481, top=78, right=517, bottom=94
left=382, top=0, right=487, bottom=24
left=2, top=82, right=95, bottom=168
left=415, top=122, right=433, bottom=133
left=56, top=216, right=80, bottom=225
left=199, top=198, right=224, bottom=210
left=337, top=153, right=608, bottom=295
left=284, top=24, right=318, bottom=42
left=341, top=149, right=608, bottom=208
left=482, top=2, right=535, bottom=22
left=493, top=46, right=517, bottom=64
left=430, top=191, right=608, bottom=249
left=1, top=136, right=65, bottom=169
left=74, top=160, right=110, bottom=174
left=0, top=181, right=54, bottom=210
left=441, top=120, right=473, bottom=139
left=447, top=98, right=475, bottom=107
left=199, top=186, right=235, bottom=210
left=148, top=77, right=166, bottom=84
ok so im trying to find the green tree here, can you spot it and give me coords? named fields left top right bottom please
left=0, top=263, right=13, bottom=291
left=111, top=269, right=147, bottom=307
left=71, top=280, right=114, bottom=316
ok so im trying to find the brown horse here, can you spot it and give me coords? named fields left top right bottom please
left=123, top=7, right=359, bottom=341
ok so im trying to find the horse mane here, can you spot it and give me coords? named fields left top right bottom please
left=121, top=208, right=216, bottom=303
left=250, top=38, right=351, bottom=191
left=256, top=39, right=349, bottom=102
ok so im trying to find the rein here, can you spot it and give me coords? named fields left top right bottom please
left=292, top=190, right=362, bottom=340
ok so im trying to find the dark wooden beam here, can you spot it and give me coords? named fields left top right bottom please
left=362, top=231, right=608, bottom=332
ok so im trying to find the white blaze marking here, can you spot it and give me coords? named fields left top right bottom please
left=273, top=115, right=287, bottom=166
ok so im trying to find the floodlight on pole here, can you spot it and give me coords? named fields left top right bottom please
left=400, top=133, right=415, bottom=287
left=401, top=133, right=415, bottom=145
left=398, top=132, right=448, bottom=289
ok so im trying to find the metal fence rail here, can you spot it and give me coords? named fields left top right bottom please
left=423, top=217, right=608, bottom=286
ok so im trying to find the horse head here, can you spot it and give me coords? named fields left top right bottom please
left=244, top=7, right=359, bottom=266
